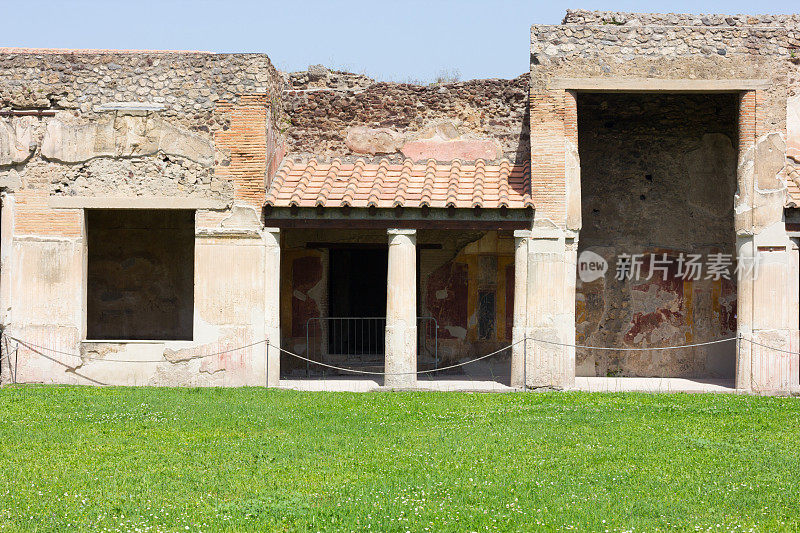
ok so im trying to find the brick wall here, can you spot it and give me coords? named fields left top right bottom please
left=529, top=89, right=566, bottom=225
left=739, top=91, right=757, bottom=155
left=14, top=189, right=82, bottom=237
left=215, top=95, right=284, bottom=208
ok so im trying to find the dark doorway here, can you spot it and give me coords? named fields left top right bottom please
left=328, top=248, right=387, bottom=355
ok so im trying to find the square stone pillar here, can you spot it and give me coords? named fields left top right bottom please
left=736, top=232, right=800, bottom=392
left=0, top=192, right=14, bottom=385
left=510, top=230, right=530, bottom=388
left=525, top=227, right=576, bottom=389
left=264, top=227, right=281, bottom=387
left=385, top=229, right=417, bottom=388
left=790, top=240, right=800, bottom=391
left=734, top=90, right=799, bottom=392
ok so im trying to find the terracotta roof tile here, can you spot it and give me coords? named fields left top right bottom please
left=498, top=159, right=511, bottom=208
left=265, top=159, right=292, bottom=206
left=393, top=160, right=413, bottom=208
left=472, top=159, right=486, bottom=208
left=367, top=159, right=388, bottom=208
left=341, top=159, right=364, bottom=207
left=420, top=160, right=436, bottom=208
left=446, top=160, right=462, bottom=208
left=267, top=157, right=534, bottom=210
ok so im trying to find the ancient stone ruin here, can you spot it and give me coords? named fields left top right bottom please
left=1, top=10, right=799, bottom=392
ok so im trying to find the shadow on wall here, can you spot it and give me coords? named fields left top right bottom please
left=514, top=104, right=531, bottom=168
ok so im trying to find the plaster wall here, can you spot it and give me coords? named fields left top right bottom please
left=6, top=214, right=270, bottom=386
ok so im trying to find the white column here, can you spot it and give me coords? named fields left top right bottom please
left=732, top=90, right=797, bottom=392
left=510, top=230, right=530, bottom=388
left=264, top=227, right=281, bottom=387
left=738, top=230, right=799, bottom=392
left=385, top=229, right=417, bottom=388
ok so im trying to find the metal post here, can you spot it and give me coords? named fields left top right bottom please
left=306, top=318, right=312, bottom=377
left=523, top=336, right=527, bottom=391
left=435, top=322, right=439, bottom=370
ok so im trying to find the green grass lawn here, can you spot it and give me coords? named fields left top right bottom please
left=0, top=387, right=799, bottom=532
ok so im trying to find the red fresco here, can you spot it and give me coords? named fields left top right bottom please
left=291, top=255, right=322, bottom=337
left=426, top=261, right=468, bottom=339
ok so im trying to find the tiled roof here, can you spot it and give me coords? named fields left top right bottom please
left=265, top=158, right=533, bottom=209
left=788, top=162, right=800, bottom=207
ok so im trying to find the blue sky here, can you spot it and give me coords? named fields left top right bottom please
left=0, top=0, right=796, bottom=81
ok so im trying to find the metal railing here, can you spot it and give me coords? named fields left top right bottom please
left=417, top=317, right=439, bottom=370
left=305, top=316, right=438, bottom=377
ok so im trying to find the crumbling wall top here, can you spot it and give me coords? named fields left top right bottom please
left=282, top=67, right=530, bottom=164
left=562, top=9, right=800, bottom=28
left=0, top=49, right=282, bottom=129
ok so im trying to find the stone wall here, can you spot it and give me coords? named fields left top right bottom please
left=283, top=67, right=530, bottom=164
left=532, top=24, right=791, bottom=65
left=0, top=51, right=281, bottom=124
left=0, top=51, right=284, bottom=386
left=0, top=51, right=283, bottom=204
left=576, top=93, right=739, bottom=378
left=562, top=9, right=800, bottom=29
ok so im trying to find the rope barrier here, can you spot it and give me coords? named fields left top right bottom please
left=268, top=340, right=524, bottom=376
left=3, top=335, right=268, bottom=363
left=2, top=332, right=800, bottom=381
left=529, top=336, right=737, bottom=351
left=739, top=336, right=800, bottom=356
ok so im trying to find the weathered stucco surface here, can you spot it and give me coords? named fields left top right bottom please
left=0, top=51, right=283, bottom=386
left=0, top=117, right=34, bottom=166
left=789, top=95, right=800, bottom=163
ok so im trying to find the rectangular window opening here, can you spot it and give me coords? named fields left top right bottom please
left=86, top=209, right=194, bottom=341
